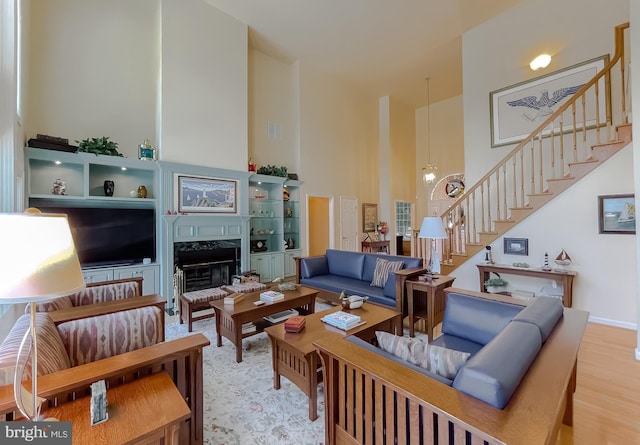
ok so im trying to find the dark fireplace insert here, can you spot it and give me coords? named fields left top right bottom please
left=174, top=239, right=241, bottom=293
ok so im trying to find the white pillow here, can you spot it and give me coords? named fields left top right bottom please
left=375, top=331, right=470, bottom=379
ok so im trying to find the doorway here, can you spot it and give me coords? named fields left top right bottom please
left=340, top=196, right=358, bottom=251
left=307, top=196, right=333, bottom=256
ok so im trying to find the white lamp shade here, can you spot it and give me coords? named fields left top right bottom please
left=418, top=217, right=447, bottom=239
left=0, top=213, right=85, bottom=302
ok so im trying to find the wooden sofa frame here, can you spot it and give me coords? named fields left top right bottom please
left=314, top=289, right=590, bottom=445
left=294, top=255, right=426, bottom=313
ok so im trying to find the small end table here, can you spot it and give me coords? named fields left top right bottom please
left=405, top=275, right=456, bottom=340
left=361, top=240, right=390, bottom=253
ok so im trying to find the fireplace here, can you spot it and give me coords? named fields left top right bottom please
left=174, top=239, right=241, bottom=293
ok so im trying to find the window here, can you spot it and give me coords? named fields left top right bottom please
left=395, top=201, right=412, bottom=238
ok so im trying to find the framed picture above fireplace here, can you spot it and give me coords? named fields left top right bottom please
left=178, top=175, right=237, bottom=213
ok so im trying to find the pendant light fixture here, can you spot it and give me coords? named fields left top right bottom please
left=422, top=77, right=437, bottom=186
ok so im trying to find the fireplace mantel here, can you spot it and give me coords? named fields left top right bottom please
left=161, top=214, right=252, bottom=305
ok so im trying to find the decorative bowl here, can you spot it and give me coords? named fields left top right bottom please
left=341, top=295, right=368, bottom=310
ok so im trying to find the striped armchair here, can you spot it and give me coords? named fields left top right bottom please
left=28, top=277, right=143, bottom=313
left=1, top=305, right=163, bottom=387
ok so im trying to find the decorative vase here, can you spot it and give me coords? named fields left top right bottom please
left=104, top=180, right=114, bottom=197
left=137, top=185, right=147, bottom=198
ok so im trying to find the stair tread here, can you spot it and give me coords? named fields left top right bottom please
left=547, top=175, right=575, bottom=182
left=569, top=158, right=599, bottom=166
left=478, top=231, right=498, bottom=235
left=494, top=219, right=515, bottom=223
left=528, top=192, right=553, bottom=197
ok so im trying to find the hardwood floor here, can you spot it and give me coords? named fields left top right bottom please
left=557, top=322, right=640, bottom=445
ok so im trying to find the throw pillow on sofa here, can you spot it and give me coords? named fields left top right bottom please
left=370, top=258, right=404, bottom=288
left=376, top=331, right=470, bottom=379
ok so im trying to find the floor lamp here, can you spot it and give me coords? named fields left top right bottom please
left=0, top=211, right=85, bottom=421
left=418, top=217, right=448, bottom=274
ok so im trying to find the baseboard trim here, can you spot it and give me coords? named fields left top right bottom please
left=588, top=315, right=637, bottom=331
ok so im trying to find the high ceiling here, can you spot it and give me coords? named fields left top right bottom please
left=204, top=0, right=523, bottom=108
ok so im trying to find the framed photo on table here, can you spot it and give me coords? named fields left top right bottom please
left=178, top=175, right=237, bottom=213
left=362, top=203, right=377, bottom=232
left=598, top=194, right=636, bottom=234
left=490, top=55, right=609, bottom=147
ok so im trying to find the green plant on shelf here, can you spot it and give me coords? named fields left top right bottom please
left=256, top=165, right=288, bottom=177
left=484, top=278, right=508, bottom=288
left=76, top=137, right=123, bottom=156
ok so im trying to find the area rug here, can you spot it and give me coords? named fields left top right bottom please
left=165, top=310, right=329, bottom=445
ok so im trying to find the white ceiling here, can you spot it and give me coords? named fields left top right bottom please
left=204, top=0, right=523, bottom=108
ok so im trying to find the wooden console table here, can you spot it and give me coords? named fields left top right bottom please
left=361, top=240, right=390, bottom=253
left=42, top=372, right=190, bottom=445
left=476, top=263, right=576, bottom=307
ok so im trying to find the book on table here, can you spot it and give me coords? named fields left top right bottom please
left=242, top=322, right=257, bottom=334
left=284, top=315, right=306, bottom=333
left=260, top=290, right=285, bottom=302
left=321, top=311, right=362, bottom=330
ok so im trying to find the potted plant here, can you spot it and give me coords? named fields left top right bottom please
left=76, top=137, right=123, bottom=157
left=484, top=277, right=508, bottom=293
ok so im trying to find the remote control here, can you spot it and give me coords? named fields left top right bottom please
left=253, top=300, right=265, bottom=306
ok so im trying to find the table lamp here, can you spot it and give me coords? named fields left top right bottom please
left=418, top=217, right=448, bottom=274
left=0, top=210, right=85, bottom=421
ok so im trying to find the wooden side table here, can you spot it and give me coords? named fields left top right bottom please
left=265, top=304, right=402, bottom=421
left=476, top=263, right=576, bottom=307
left=361, top=240, right=390, bottom=253
left=405, top=275, right=456, bottom=340
left=42, top=372, right=190, bottom=445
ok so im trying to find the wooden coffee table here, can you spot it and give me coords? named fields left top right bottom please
left=265, top=304, right=402, bottom=421
left=211, top=286, right=318, bottom=363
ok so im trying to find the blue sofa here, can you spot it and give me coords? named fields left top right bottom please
left=347, top=289, right=564, bottom=409
left=294, top=249, right=424, bottom=313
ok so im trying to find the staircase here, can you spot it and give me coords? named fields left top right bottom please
left=416, top=23, right=632, bottom=274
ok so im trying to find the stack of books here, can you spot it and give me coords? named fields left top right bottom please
left=260, top=290, right=285, bottom=303
left=284, top=315, right=306, bottom=333
left=321, top=311, right=363, bottom=331
left=242, top=322, right=256, bottom=334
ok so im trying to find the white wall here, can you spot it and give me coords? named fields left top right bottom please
left=161, top=0, right=247, bottom=170
left=249, top=49, right=297, bottom=173
left=452, top=145, right=636, bottom=326
left=463, top=0, right=629, bottom=185
left=26, top=0, right=159, bottom=158
left=459, top=0, right=633, bottom=325
left=630, top=0, right=640, bottom=355
left=297, top=63, right=378, bottom=248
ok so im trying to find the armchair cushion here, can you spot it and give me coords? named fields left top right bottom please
left=68, top=280, right=141, bottom=306
left=0, top=313, right=71, bottom=386
left=32, top=296, right=73, bottom=312
left=57, top=306, right=162, bottom=367
left=376, top=331, right=470, bottom=379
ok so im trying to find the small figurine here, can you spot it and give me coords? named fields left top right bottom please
left=542, top=252, right=552, bottom=271
left=484, top=246, right=494, bottom=264
left=51, top=178, right=66, bottom=195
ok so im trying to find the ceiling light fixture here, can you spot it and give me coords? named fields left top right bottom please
left=422, top=77, right=437, bottom=186
left=530, top=54, right=551, bottom=71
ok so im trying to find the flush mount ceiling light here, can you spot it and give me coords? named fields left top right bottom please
left=530, top=54, right=551, bottom=71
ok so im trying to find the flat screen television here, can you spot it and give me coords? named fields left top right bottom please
left=35, top=203, right=156, bottom=268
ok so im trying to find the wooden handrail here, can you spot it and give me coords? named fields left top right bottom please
left=437, top=23, right=630, bottom=264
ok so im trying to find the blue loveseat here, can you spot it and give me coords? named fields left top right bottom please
left=314, top=289, right=589, bottom=444
left=348, top=289, right=565, bottom=408
left=294, top=249, right=424, bottom=313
